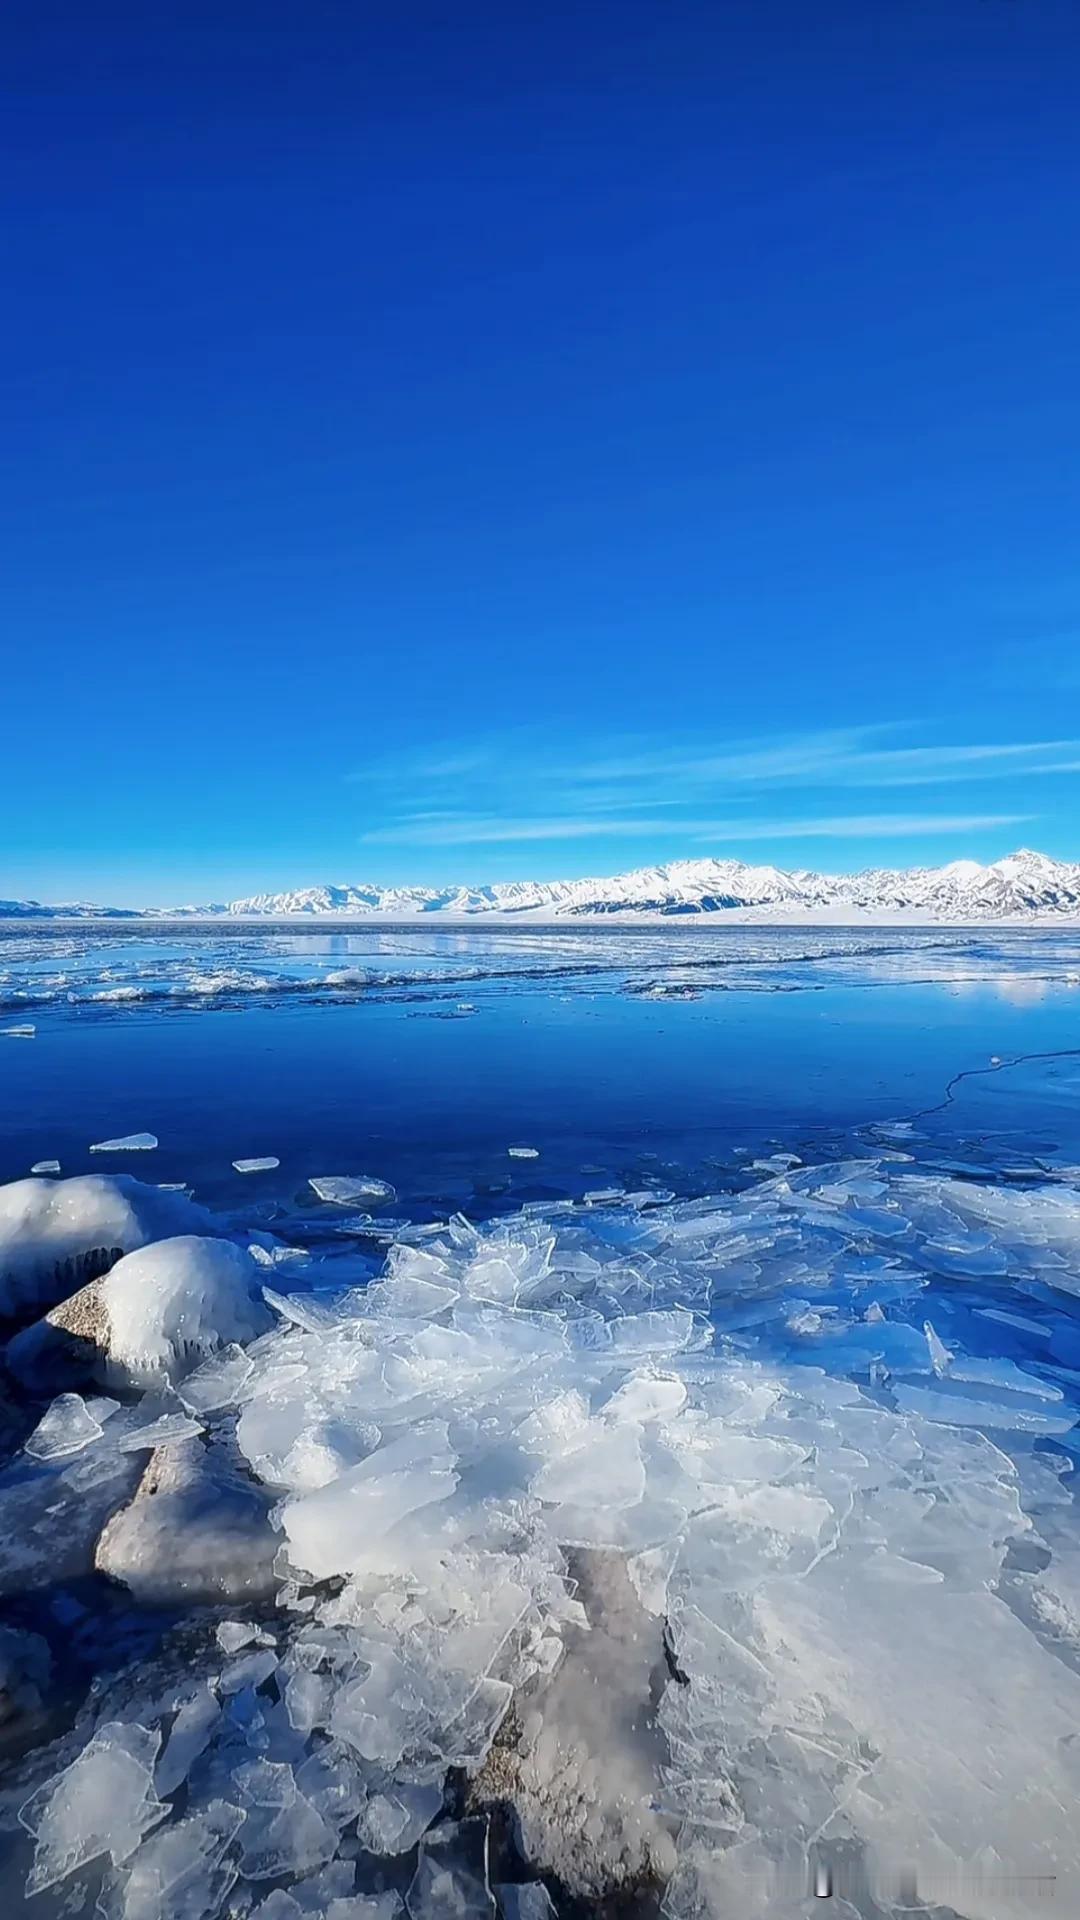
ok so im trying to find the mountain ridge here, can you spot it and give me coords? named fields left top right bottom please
left=5, top=849, right=1080, bottom=921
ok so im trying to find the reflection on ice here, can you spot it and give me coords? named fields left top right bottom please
left=4, top=922, right=1080, bottom=1019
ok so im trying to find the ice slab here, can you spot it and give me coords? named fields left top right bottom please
left=30, top=1159, right=61, bottom=1175
left=19, top=1722, right=166, bottom=1893
left=24, top=1390, right=104, bottom=1459
left=234, top=1158, right=281, bottom=1174
left=309, top=1176, right=397, bottom=1207
left=91, top=1133, right=159, bottom=1152
left=97, top=1799, right=243, bottom=1920
left=2, top=1023, right=36, bottom=1037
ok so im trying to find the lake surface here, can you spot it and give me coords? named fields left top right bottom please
left=4, top=919, right=1080, bottom=1918
left=3, top=920, right=1080, bottom=1211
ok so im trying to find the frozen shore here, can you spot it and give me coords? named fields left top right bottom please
left=0, top=1153, right=1079, bottom=1917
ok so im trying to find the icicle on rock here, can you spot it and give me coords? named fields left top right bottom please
left=7, top=1234, right=272, bottom=1390
left=0, top=1174, right=211, bottom=1321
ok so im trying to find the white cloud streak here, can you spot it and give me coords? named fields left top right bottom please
left=361, top=811, right=1034, bottom=847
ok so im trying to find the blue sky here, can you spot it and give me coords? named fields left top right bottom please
left=4, top=0, right=1080, bottom=904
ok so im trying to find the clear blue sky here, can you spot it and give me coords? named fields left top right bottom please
left=4, top=0, right=1080, bottom=904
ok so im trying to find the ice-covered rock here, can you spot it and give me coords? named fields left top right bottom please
left=0, top=1443, right=142, bottom=1597
left=95, top=1438, right=279, bottom=1605
left=465, top=1550, right=678, bottom=1902
left=7, top=1233, right=272, bottom=1389
left=0, top=1173, right=210, bottom=1320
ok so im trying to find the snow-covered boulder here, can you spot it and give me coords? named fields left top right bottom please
left=0, top=1175, right=210, bottom=1322
left=6, top=1235, right=272, bottom=1391
left=95, top=1438, right=278, bottom=1605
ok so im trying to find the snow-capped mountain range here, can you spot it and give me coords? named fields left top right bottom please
left=5, top=850, right=1080, bottom=922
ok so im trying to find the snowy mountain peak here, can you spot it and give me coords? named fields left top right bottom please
left=5, top=850, right=1080, bottom=922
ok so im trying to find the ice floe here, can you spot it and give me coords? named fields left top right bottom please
left=308, top=1176, right=397, bottom=1208
left=90, top=1133, right=159, bottom=1154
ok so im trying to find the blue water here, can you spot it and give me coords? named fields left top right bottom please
left=2, top=922, right=1080, bottom=1212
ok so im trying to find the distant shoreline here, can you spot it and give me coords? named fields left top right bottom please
left=6, top=911, right=1080, bottom=931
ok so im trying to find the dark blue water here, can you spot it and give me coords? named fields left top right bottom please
left=3, top=922, right=1080, bottom=1213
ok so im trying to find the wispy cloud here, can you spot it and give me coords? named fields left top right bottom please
left=361, top=810, right=1033, bottom=847
left=346, top=721, right=1072, bottom=859
left=556, top=735, right=1080, bottom=792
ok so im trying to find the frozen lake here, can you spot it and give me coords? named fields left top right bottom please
left=3, top=920, right=1080, bottom=1210
left=2, top=921, right=1080, bottom=1917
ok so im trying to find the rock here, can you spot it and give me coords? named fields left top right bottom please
left=0, top=1625, right=51, bottom=1728
left=94, top=1438, right=279, bottom=1606
left=6, top=1235, right=272, bottom=1391
left=463, top=1549, right=679, bottom=1907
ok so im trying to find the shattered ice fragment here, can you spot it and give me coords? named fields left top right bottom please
left=154, top=1684, right=224, bottom=1797
left=234, top=1158, right=281, bottom=1174
left=924, top=1320, right=952, bottom=1376
left=282, top=1424, right=458, bottom=1579
left=216, top=1618, right=270, bottom=1654
left=220, top=1648, right=279, bottom=1695
left=178, top=1342, right=254, bottom=1413
left=496, top=1888, right=558, bottom=1920
left=90, top=1133, right=159, bottom=1153
left=31, top=1159, right=61, bottom=1175
left=356, top=1785, right=442, bottom=1856
left=406, top=1819, right=495, bottom=1919
left=97, top=1798, right=244, bottom=1920
left=237, top=1785, right=337, bottom=1881
left=309, top=1175, right=397, bottom=1207
left=508, top=1145, right=540, bottom=1160
left=2, top=1023, right=35, bottom=1037
left=24, top=1391, right=103, bottom=1460
left=114, top=1410, right=204, bottom=1451
left=19, top=1722, right=166, bottom=1894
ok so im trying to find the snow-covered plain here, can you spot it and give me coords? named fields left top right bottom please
left=2, top=1147, right=1080, bottom=1918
